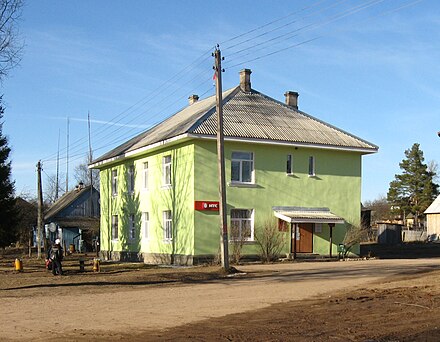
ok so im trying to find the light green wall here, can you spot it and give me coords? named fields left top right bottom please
left=99, top=142, right=195, bottom=257
left=99, top=137, right=363, bottom=260
left=194, top=140, right=362, bottom=256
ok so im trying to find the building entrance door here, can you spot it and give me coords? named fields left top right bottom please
left=294, top=223, right=313, bottom=253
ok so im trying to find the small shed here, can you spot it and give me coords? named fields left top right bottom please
left=425, top=195, right=440, bottom=236
left=377, top=223, right=402, bottom=245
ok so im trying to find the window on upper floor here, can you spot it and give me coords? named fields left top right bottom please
left=111, top=170, right=118, bottom=196
left=231, top=151, right=254, bottom=183
left=128, top=165, right=135, bottom=194
left=142, top=162, right=149, bottom=190
left=111, top=215, right=118, bottom=240
left=163, top=155, right=172, bottom=187
left=309, top=156, right=316, bottom=177
left=230, top=209, right=254, bottom=241
left=286, top=154, right=293, bottom=175
left=163, top=210, right=172, bottom=241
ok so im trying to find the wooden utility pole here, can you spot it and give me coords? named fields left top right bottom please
left=36, top=161, right=44, bottom=259
left=213, top=47, right=229, bottom=270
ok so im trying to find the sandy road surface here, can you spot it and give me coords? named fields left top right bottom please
left=1, top=258, right=439, bottom=341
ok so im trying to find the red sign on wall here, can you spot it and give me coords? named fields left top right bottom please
left=194, top=201, right=220, bottom=211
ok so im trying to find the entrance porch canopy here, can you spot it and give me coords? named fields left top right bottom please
left=273, top=207, right=345, bottom=259
left=273, top=206, right=345, bottom=224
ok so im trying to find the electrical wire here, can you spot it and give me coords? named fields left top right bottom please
left=40, top=0, right=423, bottom=185
left=225, top=0, right=422, bottom=69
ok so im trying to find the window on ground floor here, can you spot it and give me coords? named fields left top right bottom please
left=142, top=212, right=149, bottom=239
left=129, top=213, right=136, bottom=240
left=163, top=210, right=172, bottom=241
left=230, top=209, right=254, bottom=241
left=111, top=215, right=118, bottom=240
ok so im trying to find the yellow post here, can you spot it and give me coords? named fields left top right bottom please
left=14, top=258, right=23, bottom=272
left=93, top=258, right=100, bottom=272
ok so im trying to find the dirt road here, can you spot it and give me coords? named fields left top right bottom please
left=1, top=258, right=439, bottom=341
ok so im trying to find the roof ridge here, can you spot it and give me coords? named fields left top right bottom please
left=249, top=89, right=378, bottom=151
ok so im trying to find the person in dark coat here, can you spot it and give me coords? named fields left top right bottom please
left=48, top=239, right=63, bottom=275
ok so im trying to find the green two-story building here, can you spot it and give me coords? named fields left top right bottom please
left=90, top=69, right=378, bottom=264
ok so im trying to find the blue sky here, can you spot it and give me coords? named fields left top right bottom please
left=3, top=0, right=439, bottom=202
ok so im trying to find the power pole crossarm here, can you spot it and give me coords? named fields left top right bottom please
left=214, top=47, right=229, bottom=271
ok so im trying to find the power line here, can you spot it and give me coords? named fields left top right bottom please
left=224, top=0, right=417, bottom=70
left=223, top=0, right=350, bottom=51
left=40, top=0, right=423, bottom=172
left=41, top=48, right=214, bottom=163
left=220, top=0, right=329, bottom=46
left=224, top=0, right=387, bottom=67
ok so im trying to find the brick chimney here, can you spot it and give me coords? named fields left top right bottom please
left=284, top=91, right=299, bottom=110
left=239, top=69, right=252, bottom=92
left=188, top=94, right=199, bottom=105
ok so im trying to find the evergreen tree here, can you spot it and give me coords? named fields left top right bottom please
left=0, top=98, right=17, bottom=247
left=387, top=143, right=439, bottom=227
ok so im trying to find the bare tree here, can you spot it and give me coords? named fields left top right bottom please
left=0, top=0, right=23, bottom=82
left=44, top=172, right=65, bottom=204
left=364, top=196, right=393, bottom=224
left=342, top=222, right=369, bottom=259
left=230, top=223, right=250, bottom=264
left=254, top=218, right=286, bottom=263
left=74, top=156, right=100, bottom=188
left=428, top=160, right=439, bottom=183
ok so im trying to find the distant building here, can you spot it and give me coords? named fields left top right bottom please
left=44, top=183, right=100, bottom=252
left=425, top=195, right=440, bottom=236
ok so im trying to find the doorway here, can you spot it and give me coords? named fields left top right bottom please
left=293, top=223, right=313, bottom=253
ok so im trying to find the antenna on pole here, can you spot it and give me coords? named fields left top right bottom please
left=66, top=117, right=69, bottom=193
left=55, top=129, right=60, bottom=201
left=88, top=111, right=94, bottom=216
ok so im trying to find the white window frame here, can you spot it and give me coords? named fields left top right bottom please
left=142, top=162, right=149, bottom=190
left=162, top=155, right=172, bottom=187
left=308, top=156, right=316, bottom=177
left=163, top=210, right=172, bottom=241
left=111, top=169, right=118, bottom=196
left=231, top=151, right=254, bottom=184
left=142, top=212, right=149, bottom=239
left=129, top=213, right=136, bottom=240
left=230, top=208, right=254, bottom=241
left=127, top=165, right=135, bottom=194
left=111, top=215, right=118, bottom=240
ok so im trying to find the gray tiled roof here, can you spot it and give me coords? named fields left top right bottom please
left=92, top=85, right=377, bottom=166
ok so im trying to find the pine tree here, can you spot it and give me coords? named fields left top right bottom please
left=0, top=98, right=17, bottom=247
left=387, top=143, right=439, bottom=227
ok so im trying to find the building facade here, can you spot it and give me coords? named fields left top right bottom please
left=91, top=69, right=378, bottom=264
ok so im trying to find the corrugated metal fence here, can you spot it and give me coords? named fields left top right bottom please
left=402, top=228, right=427, bottom=242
